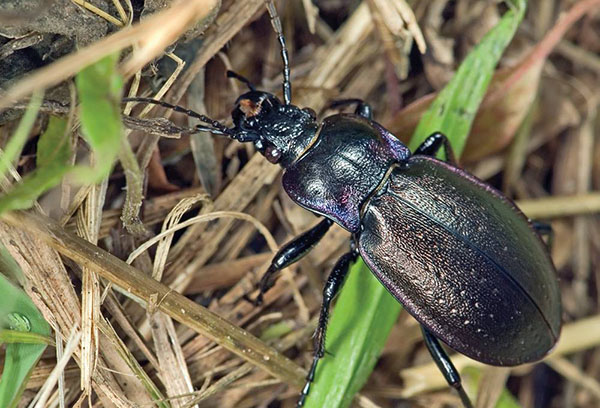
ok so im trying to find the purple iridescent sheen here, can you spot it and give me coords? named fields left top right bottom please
left=282, top=114, right=410, bottom=232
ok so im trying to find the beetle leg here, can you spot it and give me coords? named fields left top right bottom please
left=421, top=327, right=474, bottom=408
left=227, top=70, right=256, bottom=91
left=414, top=132, right=457, bottom=164
left=297, top=248, right=359, bottom=407
left=248, top=218, right=334, bottom=306
left=329, top=98, right=373, bottom=120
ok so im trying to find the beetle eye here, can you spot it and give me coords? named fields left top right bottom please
left=265, top=146, right=282, bottom=163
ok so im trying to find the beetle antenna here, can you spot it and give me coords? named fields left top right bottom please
left=123, top=97, right=232, bottom=136
left=227, top=70, right=256, bottom=91
left=265, top=0, right=291, bottom=105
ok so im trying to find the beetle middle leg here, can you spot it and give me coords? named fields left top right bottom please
left=329, top=98, right=373, bottom=120
left=421, top=327, right=474, bottom=408
left=297, top=248, right=359, bottom=407
left=414, top=132, right=457, bottom=164
left=247, top=218, right=334, bottom=306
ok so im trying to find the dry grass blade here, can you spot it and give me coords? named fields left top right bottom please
left=474, top=367, right=511, bottom=408
left=149, top=312, right=196, bottom=408
left=147, top=195, right=209, bottom=407
left=0, top=0, right=219, bottom=111
left=487, top=0, right=600, bottom=103
left=0, top=221, right=135, bottom=406
left=400, top=315, right=600, bottom=397
left=75, top=181, right=107, bottom=395
left=164, top=1, right=376, bottom=300
left=152, top=194, right=212, bottom=280
left=71, top=0, right=124, bottom=27
left=1, top=210, right=307, bottom=390
left=31, top=326, right=81, bottom=408
left=369, top=0, right=426, bottom=53
left=128, top=210, right=278, bottom=266
left=0, top=0, right=598, bottom=406
left=515, top=193, right=600, bottom=218
left=168, top=0, right=265, bottom=105
left=545, top=358, right=600, bottom=401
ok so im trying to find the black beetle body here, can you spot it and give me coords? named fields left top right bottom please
left=125, top=87, right=562, bottom=407
left=283, top=114, right=410, bottom=232
left=124, top=3, right=561, bottom=406
left=359, top=157, right=561, bottom=365
left=230, top=90, right=561, bottom=365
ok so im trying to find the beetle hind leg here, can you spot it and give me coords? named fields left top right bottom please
left=297, top=249, right=358, bottom=407
left=421, top=327, right=474, bottom=408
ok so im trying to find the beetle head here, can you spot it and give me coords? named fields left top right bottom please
left=231, top=90, right=318, bottom=167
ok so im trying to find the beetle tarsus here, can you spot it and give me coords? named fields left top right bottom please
left=456, top=386, right=475, bottom=408
left=297, top=249, right=357, bottom=407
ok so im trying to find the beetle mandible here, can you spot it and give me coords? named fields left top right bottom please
left=125, top=2, right=562, bottom=407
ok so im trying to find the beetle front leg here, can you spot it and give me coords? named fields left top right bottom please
left=414, top=132, right=457, bottom=165
left=297, top=248, right=358, bottom=407
left=421, top=327, right=474, bottom=408
left=249, top=218, right=334, bottom=306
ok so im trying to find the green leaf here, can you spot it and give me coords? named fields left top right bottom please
left=0, top=330, right=53, bottom=346
left=410, top=0, right=527, bottom=157
left=0, top=116, right=72, bottom=214
left=306, top=1, right=528, bottom=406
left=0, top=91, right=43, bottom=179
left=0, top=252, right=51, bottom=408
left=306, top=260, right=401, bottom=407
left=75, top=53, right=123, bottom=183
left=260, top=321, right=294, bottom=342
left=0, top=166, right=71, bottom=213
left=36, top=115, right=70, bottom=168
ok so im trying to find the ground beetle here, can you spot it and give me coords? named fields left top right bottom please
left=125, top=2, right=562, bottom=406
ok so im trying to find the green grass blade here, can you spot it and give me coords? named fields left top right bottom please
left=0, top=252, right=51, bottom=408
left=36, top=116, right=71, bottom=168
left=74, top=53, right=123, bottom=183
left=0, top=54, right=123, bottom=213
left=0, top=91, right=43, bottom=179
left=0, top=116, right=72, bottom=214
left=306, top=260, right=401, bottom=407
left=411, top=0, right=526, bottom=156
left=305, top=1, right=527, bottom=406
left=0, top=330, right=53, bottom=346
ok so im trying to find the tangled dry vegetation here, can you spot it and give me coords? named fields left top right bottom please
left=0, top=0, right=599, bottom=407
